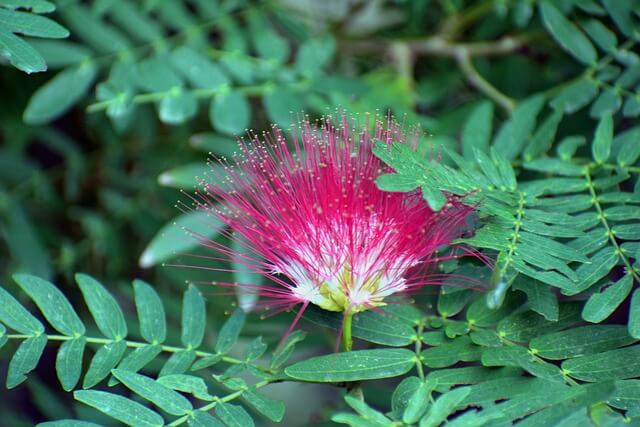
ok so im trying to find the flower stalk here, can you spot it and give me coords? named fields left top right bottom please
left=342, top=310, right=354, bottom=352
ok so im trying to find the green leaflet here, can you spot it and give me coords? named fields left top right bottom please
left=182, top=285, right=206, bottom=349
left=211, top=90, right=250, bottom=136
left=159, top=350, right=196, bottom=377
left=215, top=402, right=255, bottom=427
left=0, top=286, right=44, bottom=335
left=497, top=302, right=582, bottom=342
left=422, top=336, right=482, bottom=368
left=56, top=337, right=86, bottom=391
left=562, top=345, right=640, bottom=381
left=402, top=381, right=432, bottom=424
left=592, top=114, right=613, bottom=163
left=112, top=369, right=193, bottom=416
left=529, top=325, right=636, bottom=359
left=83, top=340, right=127, bottom=388
left=420, top=387, right=471, bottom=427
left=582, top=275, right=633, bottom=323
left=138, top=209, right=224, bottom=268
left=285, top=349, right=416, bottom=382
left=343, top=394, right=392, bottom=425
left=539, top=1, right=597, bottom=65
left=629, top=288, right=640, bottom=339
left=492, top=94, right=545, bottom=160
left=74, top=390, right=164, bottom=427
left=215, top=309, right=246, bottom=354
left=6, top=334, right=47, bottom=389
left=157, top=374, right=212, bottom=401
left=24, top=63, right=97, bottom=124
left=13, top=274, right=85, bottom=336
left=133, top=280, right=167, bottom=344
left=76, top=274, right=127, bottom=340
left=462, top=101, right=493, bottom=161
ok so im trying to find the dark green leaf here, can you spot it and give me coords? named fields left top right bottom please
left=56, top=337, right=86, bottom=391
left=573, top=246, right=618, bottom=294
left=403, top=381, right=431, bottom=424
left=215, top=309, right=245, bottom=354
left=243, top=389, right=285, bottom=422
left=295, top=36, right=335, bottom=74
left=263, top=87, right=303, bottom=129
left=188, top=411, right=225, bottom=427
left=497, top=303, right=581, bottom=342
left=76, top=273, right=127, bottom=340
left=550, top=78, right=598, bottom=113
left=171, top=46, right=229, bottom=89
left=74, top=390, right=164, bottom=427
left=133, top=280, right=166, bottom=344
left=271, top=330, right=306, bottom=369
left=343, top=394, right=391, bottom=425
left=562, top=345, right=640, bottom=381
left=582, top=19, right=617, bottom=53
left=157, top=374, right=212, bottom=401
left=0, top=286, right=44, bottom=335
left=590, top=88, right=622, bottom=118
left=6, top=334, right=47, bottom=388
left=182, top=285, right=205, bottom=349
left=481, top=346, right=564, bottom=382
left=0, top=8, right=67, bottom=38
left=215, top=402, right=254, bottom=427
left=24, top=64, right=97, bottom=123
left=629, top=288, right=640, bottom=339
left=591, top=115, right=613, bottom=163
left=539, top=1, right=597, bottom=65
left=159, top=88, right=197, bottom=125
left=211, top=90, right=249, bottom=136
left=115, top=344, right=162, bottom=374
left=83, top=340, right=127, bottom=388
left=530, top=325, right=635, bottom=359
left=523, top=110, right=563, bottom=161
left=512, top=279, right=558, bottom=321
left=420, top=387, right=470, bottom=427
left=462, top=101, right=493, bottom=161
left=112, top=369, right=193, bottom=416
left=582, top=275, right=633, bottom=323
left=139, top=209, right=223, bottom=268
left=285, top=349, right=416, bottom=382
left=492, top=95, right=545, bottom=160
left=13, top=273, right=85, bottom=336
left=422, top=336, right=482, bottom=368
left=0, top=26, right=47, bottom=72
left=159, top=350, right=196, bottom=376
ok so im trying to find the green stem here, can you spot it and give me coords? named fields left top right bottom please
left=585, top=166, right=640, bottom=284
left=5, top=333, right=273, bottom=373
left=342, top=311, right=354, bottom=352
left=415, top=320, right=426, bottom=380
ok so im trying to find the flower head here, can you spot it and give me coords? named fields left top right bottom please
left=188, top=115, right=474, bottom=318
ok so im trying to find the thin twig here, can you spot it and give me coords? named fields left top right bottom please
left=454, top=48, right=516, bottom=112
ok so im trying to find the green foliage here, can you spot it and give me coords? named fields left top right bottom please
left=2, top=1, right=640, bottom=426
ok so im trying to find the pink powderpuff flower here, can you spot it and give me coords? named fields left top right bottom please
left=183, top=114, right=476, bottom=331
